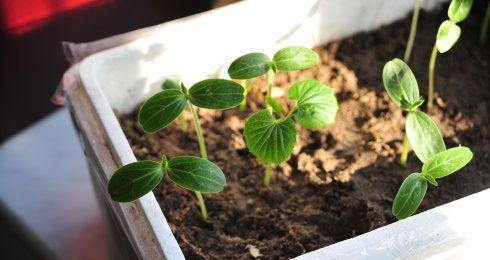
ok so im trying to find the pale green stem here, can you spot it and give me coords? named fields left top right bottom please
left=179, top=113, right=188, bottom=132
left=481, top=1, right=490, bottom=44
left=428, top=44, right=438, bottom=109
left=187, top=101, right=208, bottom=218
left=400, top=133, right=410, bottom=166
left=404, top=0, right=420, bottom=63
left=267, top=70, right=275, bottom=99
left=264, top=163, right=272, bottom=186
left=239, top=79, right=253, bottom=111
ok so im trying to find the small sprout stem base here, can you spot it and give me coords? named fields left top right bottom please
left=264, top=163, right=272, bottom=186
left=188, top=101, right=208, bottom=160
left=404, top=0, right=420, bottom=63
left=195, top=191, right=207, bottom=218
left=400, top=134, right=410, bottom=166
left=179, top=113, right=188, bottom=132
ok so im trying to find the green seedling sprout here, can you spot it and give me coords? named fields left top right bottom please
left=392, top=146, right=473, bottom=219
left=108, top=79, right=244, bottom=218
left=383, top=59, right=446, bottom=166
left=228, top=46, right=318, bottom=110
left=428, top=0, right=473, bottom=109
left=404, top=0, right=421, bottom=62
left=243, top=80, right=338, bottom=186
left=481, top=1, right=490, bottom=44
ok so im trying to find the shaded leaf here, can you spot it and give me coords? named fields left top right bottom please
left=392, top=172, right=428, bottom=220
left=406, top=111, right=446, bottom=163
left=162, top=79, right=180, bottom=90
left=244, top=110, right=297, bottom=164
left=167, top=156, right=226, bottom=193
left=448, top=0, right=473, bottom=23
left=138, top=90, right=187, bottom=133
left=273, top=46, right=318, bottom=71
left=382, top=58, right=420, bottom=108
left=228, top=53, right=271, bottom=79
left=189, top=79, right=244, bottom=109
left=436, top=20, right=461, bottom=53
left=288, top=80, right=338, bottom=129
left=108, top=161, right=164, bottom=202
left=422, top=146, right=473, bottom=179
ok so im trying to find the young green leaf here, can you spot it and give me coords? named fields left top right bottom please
left=272, top=46, right=318, bottom=71
left=382, top=58, right=420, bottom=108
left=422, top=146, right=473, bottom=179
left=162, top=79, right=180, bottom=90
left=228, top=53, right=271, bottom=79
left=188, top=79, right=244, bottom=109
left=167, top=156, right=226, bottom=193
left=436, top=20, right=461, bottom=53
left=244, top=110, right=297, bottom=164
left=406, top=111, right=446, bottom=163
left=392, top=172, right=428, bottom=220
left=108, top=161, right=164, bottom=202
left=448, top=0, right=473, bottom=23
left=138, top=90, right=187, bottom=133
left=266, top=97, right=285, bottom=116
left=288, top=79, right=338, bottom=129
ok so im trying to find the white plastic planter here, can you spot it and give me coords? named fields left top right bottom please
left=67, top=0, right=490, bottom=259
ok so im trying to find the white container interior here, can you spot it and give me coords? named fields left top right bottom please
left=78, top=0, right=490, bottom=259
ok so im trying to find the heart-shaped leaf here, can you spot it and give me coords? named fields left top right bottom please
left=448, top=0, right=473, bottom=23
left=162, top=79, right=180, bottom=90
left=189, top=79, right=244, bottom=109
left=392, top=172, right=427, bottom=220
left=382, top=58, right=420, bottom=109
left=244, top=110, right=297, bottom=164
left=167, top=156, right=226, bottom=193
left=436, top=20, right=461, bottom=53
left=406, top=111, right=446, bottom=163
left=138, top=90, right=187, bottom=133
left=288, top=80, right=338, bottom=129
left=228, top=53, right=271, bottom=79
left=422, top=146, right=473, bottom=179
left=273, top=46, right=318, bottom=71
left=108, top=161, right=164, bottom=202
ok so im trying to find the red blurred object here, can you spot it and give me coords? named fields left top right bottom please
left=1, top=0, right=112, bottom=36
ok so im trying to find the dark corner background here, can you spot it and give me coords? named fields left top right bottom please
left=0, top=0, right=213, bottom=143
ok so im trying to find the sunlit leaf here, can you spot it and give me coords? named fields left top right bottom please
left=288, top=80, right=338, bottom=129
left=448, top=0, right=473, bottom=23
left=382, top=58, right=420, bottom=109
left=273, top=46, right=318, bottom=71
left=167, top=156, right=226, bottom=193
left=422, top=146, right=473, bottom=179
left=436, top=20, right=461, bottom=53
left=406, top=111, right=446, bottom=163
left=392, top=172, right=427, bottom=220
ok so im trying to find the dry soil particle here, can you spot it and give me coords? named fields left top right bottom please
left=117, top=3, right=489, bottom=259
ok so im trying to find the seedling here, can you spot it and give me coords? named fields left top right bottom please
left=428, top=0, right=473, bottom=109
left=392, top=146, right=473, bottom=219
left=403, top=0, right=421, bottom=62
left=108, top=79, right=244, bottom=218
left=383, top=58, right=446, bottom=166
left=243, top=79, right=338, bottom=186
left=228, top=46, right=318, bottom=110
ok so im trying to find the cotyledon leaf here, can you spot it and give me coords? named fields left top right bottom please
left=392, top=172, right=428, bottom=220
left=167, top=156, right=226, bottom=193
left=138, top=90, right=187, bottom=133
left=406, top=110, right=446, bottom=163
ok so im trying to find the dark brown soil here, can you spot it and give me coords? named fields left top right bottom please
left=117, top=3, right=489, bottom=259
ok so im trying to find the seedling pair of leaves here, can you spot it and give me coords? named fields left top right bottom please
left=108, top=78, right=245, bottom=218
left=383, top=58, right=473, bottom=219
left=428, top=0, right=473, bottom=108
left=228, top=46, right=318, bottom=109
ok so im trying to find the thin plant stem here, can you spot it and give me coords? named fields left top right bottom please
left=264, top=163, right=272, bottom=186
left=404, top=0, right=420, bottom=63
left=239, top=79, right=253, bottom=111
left=179, top=113, right=188, bottom=132
left=267, top=70, right=275, bottom=98
left=481, top=1, right=490, bottom=44
left=400, top=133, right=410, bottom=166
left=195, top=191, right=207, bottom=218
left=187, top=101, right=208, bottom=218
left=428, top=44, right=438, bottom=109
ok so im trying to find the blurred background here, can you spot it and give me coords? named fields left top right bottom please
left=0, top=0, right=229, bottom=258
